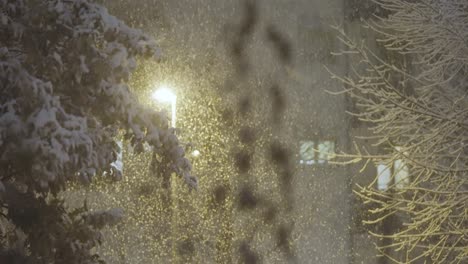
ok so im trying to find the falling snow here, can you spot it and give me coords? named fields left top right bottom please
left=1, top=0, right=467, bottom=264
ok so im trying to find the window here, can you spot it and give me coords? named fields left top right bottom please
left=111, top=140, right=123, bottom=174
left=299, top=140, right=335, bottom=165
left=317, top=140, right=335, bottom=164
left=377, top=163, right=391, bottom=191
left=394, top=159, right=409, bottom=190
left=376, top=147, right=410, bottom=190
left=299, top=140, right=315, bottom=165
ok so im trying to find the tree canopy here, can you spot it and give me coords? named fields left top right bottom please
left=0, top=0, right=193, bottom=262
left=332, top=0, right=468, bottom=262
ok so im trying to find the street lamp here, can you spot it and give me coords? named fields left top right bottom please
left=152, top=86, right=177, bottom=128
left=152, top=85, right=180, bottom=261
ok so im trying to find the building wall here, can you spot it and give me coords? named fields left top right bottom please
left=285, top=1, right=353, bottom=263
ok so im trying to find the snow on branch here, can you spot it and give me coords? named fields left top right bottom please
left=0, top=0, right=194, bottom=192
left=330, top=0, right=468, bottom=262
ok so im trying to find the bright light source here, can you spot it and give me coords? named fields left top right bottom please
left=377, top=163, right=391, bottom=191
left=192, top=150, right=200, bottom=157
left=152, top=86, right=176, bottom=103
left=152, top=85, right=177, bottom=128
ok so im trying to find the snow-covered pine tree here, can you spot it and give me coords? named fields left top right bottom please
left=0, top=0, right=194, bottom=263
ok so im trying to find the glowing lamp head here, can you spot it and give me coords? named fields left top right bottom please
left=152, top=86, right=176, bottom=103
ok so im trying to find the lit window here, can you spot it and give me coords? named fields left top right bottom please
left=299, top=140, right=335, bottom=165
left=377, top=162, right=391, bottom=191
left=394, top=147, right=409, bottom=190
left=111, top=140, right=123, bottom=174
left=375, top=147, right=410, bottom=191
left=394, top=159, right=409, bottom=190
left=299, top=141, right=315, bottom=165
left=317, top=140, right=335, bottom=164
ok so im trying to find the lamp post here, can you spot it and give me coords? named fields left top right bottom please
left=152, top=85, right=180, bottom=261
left=152, top=86, right=177, bottom=128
